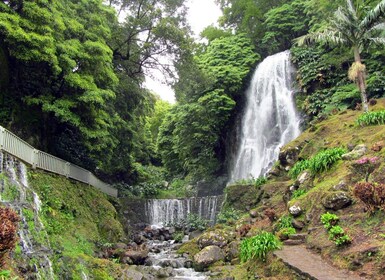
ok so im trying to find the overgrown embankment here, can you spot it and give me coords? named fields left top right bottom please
left=178, top=99, right=385, bottom=280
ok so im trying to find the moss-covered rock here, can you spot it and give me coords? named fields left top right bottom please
left=197, top=229, right=235, bottom=249
left=223, top=184, right=263, bottom=211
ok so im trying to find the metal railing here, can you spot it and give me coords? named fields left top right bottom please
left=0, top=125, right=117, bottom=197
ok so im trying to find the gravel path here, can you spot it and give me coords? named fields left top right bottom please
left=274, top=245, right=365, bottom=280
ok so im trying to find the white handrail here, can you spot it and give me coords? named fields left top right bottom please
left=0, top=125, right=117, bottom=197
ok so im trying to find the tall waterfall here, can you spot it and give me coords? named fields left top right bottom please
left=145, top=196, right=223, bottom=226
left=230, top=51, right=301, bottom=182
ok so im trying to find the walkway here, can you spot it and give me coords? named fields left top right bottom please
left=274, top=245, right=365, bottom=280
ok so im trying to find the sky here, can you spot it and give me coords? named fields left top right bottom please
left=145, top=0, right=222, bottom=103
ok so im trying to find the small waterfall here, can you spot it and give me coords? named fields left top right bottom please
left=0, top=151, right=55, bottom=280
left=145, top=196, right=223, bottom=226
left=230, top=51, right=301, bottom=182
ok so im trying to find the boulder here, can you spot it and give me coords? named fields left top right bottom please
left=197, top=229, right=235, bottom=249
left=371, top=141, right=385, bottom=152
left=125, top=249, right=149, bottom=265
left=294, top=170, right=313, bottom=189
left=122, top=269, right=144, bottom=280
left=226, top=241, right=240, bottom=261
left=332, top=180, right=349, bottom=192
left=289, top=205, right=303, bottom=217
left=224, top=184, right=263, bottom=211
left=193, top=245, right=225, bottom=271
left=279, top=146, right=301, bottom=167
left=322, top=192, right=352, bottom=210
left=291, top=219, right=305, bottom=230
left=156, top=267, right=174, bottom=278
left=341, top=144, right=367, bottom=160
left=249, top=209, right=258, bottom=218
left=189, top=230, right=203, bottom=240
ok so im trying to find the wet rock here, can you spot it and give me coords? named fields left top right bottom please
left=125, top=249, right=149, bottom=265
left=197, top=229, right=235, bottom=249
left=184, top=260, right=193, bottom=268
left=224, top=184, right=264, bottom=211
left=279, top=146, right=301, bottom=167
left=114, top=242, right=128, bottom=250
left=159, top=260, right=171, bottom=267
left=122, top=269, right=144, bottom=280
left=289, top=205, right=302, bottom=217
left=156, top=267, right=174, bottom=278
left=170, top=260, right=183, bottom=268
left=341, top=144, right=367, bottom=160
left=194, top=245, right=225, bottom=271
left=322, top=192, right=352, bottom=210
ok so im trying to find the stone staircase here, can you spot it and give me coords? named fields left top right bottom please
left=283, top=233, right=307, bottom=246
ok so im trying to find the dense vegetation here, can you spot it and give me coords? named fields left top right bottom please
left=0, top=0, right=384, bottom=191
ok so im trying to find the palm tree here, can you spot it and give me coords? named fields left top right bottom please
left=295, top=0, right=385, bottom=112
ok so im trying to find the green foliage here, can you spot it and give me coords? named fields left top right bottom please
left=172, top=231, right=185, bottom=243
left=166, top=214, right=208, bottom=231
left=240, top=232, right=281, bottom=262
left=276, top=227, right=296, bottom=240
left=276, top=215, right=293, bottom=231
left=217, top=207, right=242, bottom=224
left=320, top=212, right=351, bottom=246
left=231, top=176, right=267, bottom=188
left=320, top=212, right=339, bottom=230
left=0, top=270, right=17, bottom=280
left=289, top=147, right=347, bottom=179
left=357, top=110, right=385, bottom=126
left=291, top=189, right=307, bottom=199
left=328, top=225, right=351, bottom=246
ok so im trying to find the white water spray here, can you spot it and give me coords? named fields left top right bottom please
left=230, top=51, right=301, bottom=182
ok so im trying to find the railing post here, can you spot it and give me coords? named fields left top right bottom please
left=31, top=149, right=39, bottom=169
left=0, top=126, right=4, bottom=150
left=65, top=162, right=70, bottom=178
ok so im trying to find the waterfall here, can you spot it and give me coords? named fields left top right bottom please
left=0, top=151, right=55, bottom=280
left=145, top=196, right=223, bottom=226
left=230, top=51, right=301, bottom=182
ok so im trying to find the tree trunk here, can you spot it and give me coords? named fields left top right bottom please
left=353, top=47, right=369, bottom=112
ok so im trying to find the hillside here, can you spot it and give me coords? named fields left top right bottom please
left=177, top=99, right=385, bottom=279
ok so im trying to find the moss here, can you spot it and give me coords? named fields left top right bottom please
left=177, top=240, right=200, bottom=256
left=27, top=170, right=125, bottom=279
left=223, top=184, right=263, bottom=211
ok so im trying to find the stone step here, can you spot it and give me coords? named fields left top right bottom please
left=289, top=233, right=307, bottom=240
left=283, top=239, right=305, bottom=246
left=274, top=245, right=365, bottom=280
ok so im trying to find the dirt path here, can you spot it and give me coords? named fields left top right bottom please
left=274, top=245, right=365, bottom=280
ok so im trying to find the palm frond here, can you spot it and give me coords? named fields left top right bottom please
left=368, top=22, right=385, bottom=32
left=294, top=30, right=347, bottom=46
left=360, top=0, right=385, bottom=30
left=367, top=37, right=385, bottom=45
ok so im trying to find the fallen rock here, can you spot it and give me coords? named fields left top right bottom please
left=125, top=249, right=149, bottom=265
left=226, top=241, right=240, bottom=261
left=122, top=269, right=144, bottom=280
left=294, top=170, right=313, bottom=189
left=193, top=245, right=225, bottom=271
left=289, top=205, right=303, bottom=217
left=322, top=192, right=352, bottom=210
left=291, top=219, right=305, bottom=230
left=341, top=144, right=367, bottom=160
left=332, top=180, right=349, bottom=192
left=156, top=267, right=174, bottom=278
left=249, top=209, right=258, bottom=218
left=279, top=146, right=301, bottom=167
left=197, top=229, right=235, bottom=249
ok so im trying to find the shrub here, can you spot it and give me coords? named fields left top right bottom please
left=291, top=189, right=307, bottom=199
left=172, top=231, right=185, bottom=243
left=0, top=207, right=20, bottom=266
left=217, top=207, right=241, bottom=224
left=240, top=232, right=281, bottom=262
left=353, top=182, right=385, bottom=213
left=320, top=212, right=339, bottom=230
left=275, top=215, right=293, bottom=231
left=320, top=213, right=351, bottom=246
left=186, top=214, right=208, bottom=231
left=357, top=110, right=385, bottom=126
left=350, top=156, right=381, bottom=182
left=289, top=147, right=346, bottom=179
left=328, top=225, right=351, bottom=246
left=231, top=176, right=267, bottom=188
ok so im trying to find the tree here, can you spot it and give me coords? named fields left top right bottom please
left=296, top=0, right=385, bottom=112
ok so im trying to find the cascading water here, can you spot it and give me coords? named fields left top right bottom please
left=0, top=152, right=55, bottom=280
left=230, top=51, right=301, bottom=182
left=145, top=196, right=222, bottom=226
